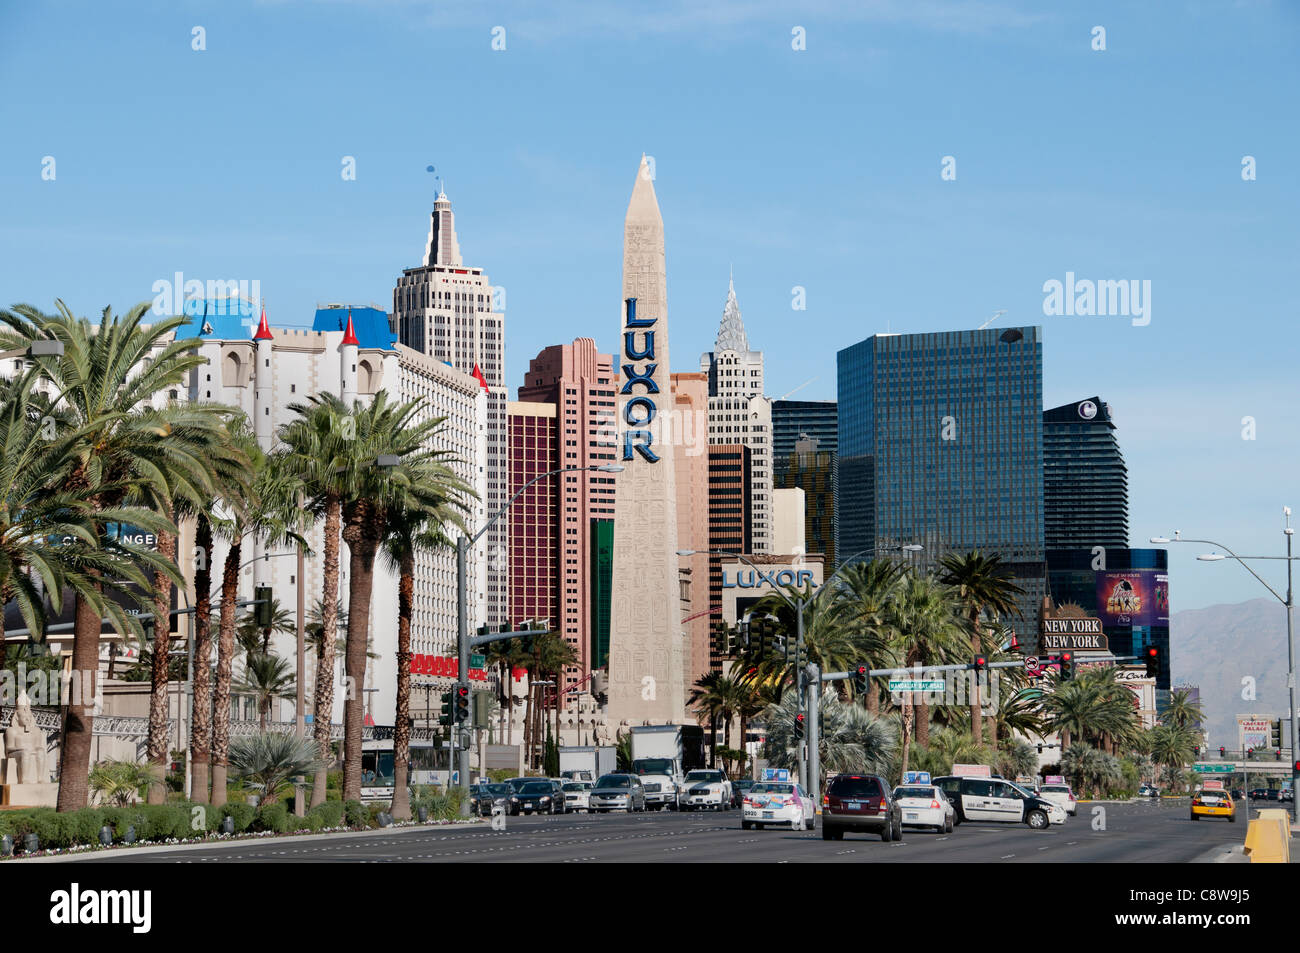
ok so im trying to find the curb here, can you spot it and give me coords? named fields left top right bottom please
left=9, top=818, right=488, bottom=864
left=1191, top=843, right=1249, bottom=864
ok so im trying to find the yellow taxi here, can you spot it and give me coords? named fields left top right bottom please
left=1190, top=787, right=1237, bottom=822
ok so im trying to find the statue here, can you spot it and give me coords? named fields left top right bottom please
left=3, top=692, right=49, bottom=785
left=593, top=722, right=612, bottom=746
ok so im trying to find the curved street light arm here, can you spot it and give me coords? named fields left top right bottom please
left=1174, top=537, right=1285, bottom=604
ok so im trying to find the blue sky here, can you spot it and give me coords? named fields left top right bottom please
left=2, top=0, right=1297, bottom=611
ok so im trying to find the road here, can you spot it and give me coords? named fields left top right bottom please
left=63, top=796, right=1247, bottom=863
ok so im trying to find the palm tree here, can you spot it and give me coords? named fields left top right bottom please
left=280, top=393, right=353, bottom=808
left=381, top=491, right=465, bottom=821
left=762, top=689, right=896, bottom=778
left=189, top=511, right=217, bottom=803
left=1043, top=666, right=1143, bottom=755
left=210, top=429, right=303, bottom=806
left=882, top=573, right=968, bottom=777
left=689, top=673, right=729, bottom=763
left=1148, top=722, right=1197, bottom=784
left=525, top=631, right=578, bottom=768
left=0, top=369, right=97, bottom=668
left=1162, top=687, right=1204, bottom=732
left=2, top=301, right=226, bottom=812
left=750, top=581, right=860, bottom=692
left=939, top=552, right=1024, bottom=745
left=333, top=392, right=469, bottom=801
left=833, top=559, right=905, bottom=712
left=236, top=652, right=298, bottom=731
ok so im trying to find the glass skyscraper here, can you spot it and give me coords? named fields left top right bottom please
left=1043, top=397, right=1128, bottom=551
left=773, top=400, right=838, bottom=463
left=836, top=327, right=1045, bottom=642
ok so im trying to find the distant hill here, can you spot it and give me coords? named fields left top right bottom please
left=1173, top=597, right=1294, bottom=749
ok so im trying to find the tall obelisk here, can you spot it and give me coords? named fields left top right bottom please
left=607, top=155, right=685, bottom=725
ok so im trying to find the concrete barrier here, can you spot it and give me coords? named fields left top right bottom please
left=1243, top=808, right=1291, bottom=863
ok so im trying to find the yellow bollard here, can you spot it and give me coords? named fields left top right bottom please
left=1244, top=808, right=1291, bottom=863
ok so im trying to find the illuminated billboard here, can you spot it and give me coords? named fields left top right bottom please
left=1096, top=570, right=1169, bottom=627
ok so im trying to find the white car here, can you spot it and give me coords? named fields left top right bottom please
left=680, top=769, right=732, bottom=811
left=741, top=781, right=816, bottom=831
left=1038, top=783, right=1078, bottom=817
left=562, top=780, right=593, bottom=813
left=892, top=784, right=955, bottom=833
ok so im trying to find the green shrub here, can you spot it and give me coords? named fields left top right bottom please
left=308, top=800, right=345, bottom=828
left=220, top=802, right=256, bottom=833
left=343, top=799, right=367, bottom=828
left=326, top=770, right=343, bottom=790
left=255, top=801, right=290, bottom=833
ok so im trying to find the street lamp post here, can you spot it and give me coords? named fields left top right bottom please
left=1152, top=509, right=1298, bottom=824
left=456, top=463, right=624, bottom=803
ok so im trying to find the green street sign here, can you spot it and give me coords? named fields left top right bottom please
left=888, top=679, right=946, bottom=693
left=470, top=654, right=485, bottom=669
left=1193, top=763, right=1234, bottom=774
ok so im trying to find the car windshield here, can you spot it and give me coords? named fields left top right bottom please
left=633, top=759, right=674, bottom=775
left=750, top=783, right=794, bottom=794
left=519, top=782, right=551, bottom=795
left=828, top=776, right=882, bottom=797
left=686, top=771, right=723, bottom=783
left=1041, top=785, right=1071, bottom=794
left=893, top=786, right=936, bottom=800
left=596, top=775, right=630, bottom=788
left=483, top=784, right=510, bottom=796
left=562, top=782, right=589, bottom=792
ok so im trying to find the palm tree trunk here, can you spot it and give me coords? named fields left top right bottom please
left=969, top=609, right=983, bottom=746
left=211, top=540, right=240, bottom=807
left=899, top=696, right=913, bottom=782
left=56, top=588, right=102, bottom=812
left=917, top=699, right=931, bottom=749
left=523, top=679, right=534, bottom=768
left=190, top=516, right=214, bottom=804
left=311, top=494, right=340, bottom=808
left=391, top=550, right=414, bottom=820
left=146, top=527, right=176, bottom=805
left=866, top=684, right=878, bottom=715
left=341, top=518, right=380, bottom=803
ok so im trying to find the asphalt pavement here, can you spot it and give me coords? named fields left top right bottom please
left=55, top=796, right=1246, bottom=863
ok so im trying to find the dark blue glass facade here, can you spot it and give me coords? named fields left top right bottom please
left=836, top=328, right=1046, bottom=642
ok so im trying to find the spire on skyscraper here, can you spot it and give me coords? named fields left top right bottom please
left=715, top=274, right=748, bottom=353
left=422, top=189, right=463, bottom=268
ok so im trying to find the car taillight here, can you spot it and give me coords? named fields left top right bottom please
left=822, top=795, right=830, bottom=806
left=878, top=801, right=889, bottom=813
left=930, top=800, right=942, bottom=810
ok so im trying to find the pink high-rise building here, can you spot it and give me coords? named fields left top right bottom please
left=516, top=338, right=618, bottom=700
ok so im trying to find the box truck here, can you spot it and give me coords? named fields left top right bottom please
left=628, top=724, right=705, bottom=810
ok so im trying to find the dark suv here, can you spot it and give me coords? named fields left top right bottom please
left=822, top=774, right=902, bottom=842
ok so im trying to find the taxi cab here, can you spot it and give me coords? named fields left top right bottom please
left=1190, top=787, right=1237, bottom=822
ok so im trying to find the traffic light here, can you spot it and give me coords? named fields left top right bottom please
left=1059, top=652, right=1073, bottom=681
left=972, top=655, right=987, bottom=673
left=472, top=691, right=490, bottom=729
left=1193, top=746, right=1200, bottom=757
left=1270, top=719, right=1283, bottom=748
left=737, top=621, right=752, bottom=654
left=1220, top=746, right=1226, bottom=758
left=454, top=683, right=470, bottom=723
left=253, top=585, right=273, bottom=628
left=439, top=691, right=454, bottom=726
left=1144, top=646, right=1160, bottom=678
left=855, top=664, right=869, bottom=694
left=793, top=712, right=806, bottom=740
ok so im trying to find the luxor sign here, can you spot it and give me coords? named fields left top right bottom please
left=621, top=297, right=659, bottom=464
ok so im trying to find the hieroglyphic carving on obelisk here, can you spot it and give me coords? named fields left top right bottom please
left=606, top=155, right=685, bottom=724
